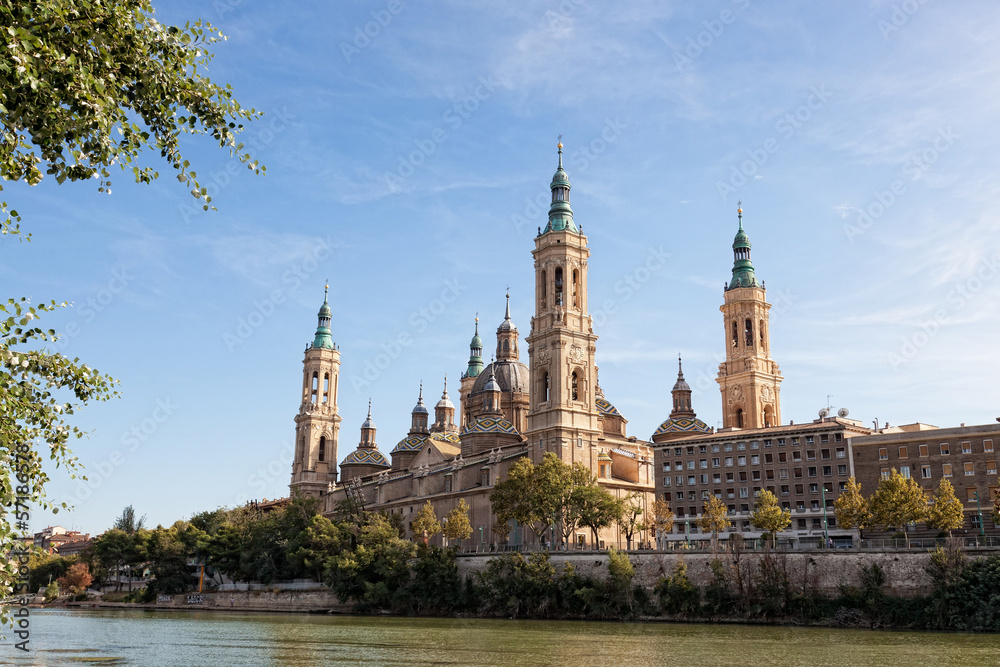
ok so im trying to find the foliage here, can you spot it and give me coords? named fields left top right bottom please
left=926, top=553, right=1000, bottom=631
left=410, top=501, right=441, bottom=544
left=655, top=560, right=700, bottom=615
left=868, top=469, right=927, bottom=545
left=749, top=490, right=790, bottom=545
left=44, top=580, right=59, bottom=602
left=406, top=545, right=468, bottom=614
left=645, top=498, right=675, bottom=539
left=617, top=493, right=644, bottom=550
left=114, top=505, right=147, bottom=535
left=605, top=547, right=636, bottom=615
left=833, top=477, right=870, bottom=530
left=91, top=528, right=142, bottom=591
left=324, top=513, right=416, bottom=611
left=926, top=479, right=964, bottom=535
left=142, top=523, right=198, bottom=595
left=441, top=499, right=473, bottom=546
left=57, top=562, right=92, bottom=595
left=288, top=515, right=347, bottom=582
left=698, top=494, right=731, bottom=550
left=26, top=551, right=72, bottom=593
left=573, top=484, right=623, bottom=549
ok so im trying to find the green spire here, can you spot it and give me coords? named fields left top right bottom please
left=728, top=203, right=761, bottom=290
left=542, top=138, right=578, bottom=234
left=311, top=284, right=336, bottom=349
left=464, top=315, right=484, bottom=378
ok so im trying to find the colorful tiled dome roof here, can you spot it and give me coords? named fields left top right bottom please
left=391, top=434, right=428, bottom=454
left=653, top=417, right=712, bottom=436
left=595, top=396, right=622, bottom=418
left=431, top=432, right=461, bottom=444
left=461, top=417, right=519, bottom=436
left=342, top=448, right=390, bottom=467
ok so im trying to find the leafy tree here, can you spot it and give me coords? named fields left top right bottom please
left=557, top=463, right=597, bottom=547
left=574, top=484, right=623, bottom=549
left=749, top=490, right=791, bottom=546
left=926, top=479, right=965, bottom=536
left=655, top=560, right=700, bottom=615
left=114, top=505, right=147, bottom=535
left=617, top=493, right=644, bottom=550
left=57, top=562, right=92, bottom=596
left=645, top=498, right=675, bottom=547
left=91, top=528, right=141, bottom=591
left=289, top=515, right=348, bottom=582
left=442, top=499, right=473, bottom=547
left=698, top=494, right=732, bottom=551
left=605, top=547, right=636, bottom=614
left=325, top=513, right=416, bottom=610
left=1, top=0, right=262, bottom=615
left=26, top=551, right=71, bottom=593
left=44, top=580, right=59, bottom=602
left=869, top=468, right=928, bottom=546
left=142, top=523, right=196, bottom=595
left=411, top=501, right=441, bottom=544
left=490, top=457, right=542, bottom=544
left=993, top=494, right=1000, bottom=526
left=834, top=477, right=870, bottom=531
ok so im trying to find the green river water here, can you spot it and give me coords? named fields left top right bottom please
left=3, top=609, right=999, bottom=666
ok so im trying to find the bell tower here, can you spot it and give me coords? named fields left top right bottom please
left=525, top=141, right=602, bottom=464
left=290, top=286, right=342, bottom=498
left=716, top=205, right=782, bottom=429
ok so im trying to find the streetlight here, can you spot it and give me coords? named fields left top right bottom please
left=685, top=520, right=690, bottom=546
left=975, top=491, right=986, bottom=539
left=821, top=484, right=829, bottom=544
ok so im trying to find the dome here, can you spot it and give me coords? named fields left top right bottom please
left=391, top=434, right=428, bottom=454
left=595, top=396, right=623, bottom=418
left=733, top=227, right=751, bottom=250
left=461, top=417, right=519, bottom=436
left=431, top=431, right=461, bottom=444
left=436, top=395, right=455, bottom=410
left=342, top=448, right=390, bottom=467
left=550, top=167, right=570, bottom=188
left=653, top=417, right=712, bottom=437
left=471, top=331, right=483, bottom=349
left=471, top=360, right=530, bottom=395
left=672, top=376, right=691, bottom=392
left=412, top=395, right=429, bottom=415
left=362, top=414, right=376, bottom=430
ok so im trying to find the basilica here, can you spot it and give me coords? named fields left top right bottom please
left=287, top=143, right=780, bottom=549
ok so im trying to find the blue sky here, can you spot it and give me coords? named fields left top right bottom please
left=6, top=0, right=1000, bottom=535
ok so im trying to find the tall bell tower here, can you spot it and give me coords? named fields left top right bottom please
left=525, top=141, right=602, bottom=464
left=716, top=205, right=782, bottom=429
left=290, top=286, right=342, bottom=498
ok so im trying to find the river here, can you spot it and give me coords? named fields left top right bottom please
left=3, top=609, right=999, bottom=666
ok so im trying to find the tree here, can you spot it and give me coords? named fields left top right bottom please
left=490, top=458, right=542, bottom=545
left=114, top=505, right=147, bottom=535
left=926, top=479, right=965, bottom=536
left=1, top=0, right=262, bottom=618
left=834, top=477, right=870, bottom=532
left=574, top=485, right=623, bottom=549
left=699, top=494, right=732, bottom=551
left=749, top=490, right=791, bottom=546
left=325, top=514, right=416, bottom=610
left=411, top=501, right=441, bottom=544
left=442, top=499, right=473, bottom=547
left=557, top=463, right=596, bottom=548
left=289, top=515, right=348, bottom=582
left=91, top=528, right=140, bottom=591
left=617, top=493, right=644, bottom=550
left=869, top=468, right=928, bottom=546
left=57, top=562, right=92, bottom=596
left=645, top=498, right=675, bottom=549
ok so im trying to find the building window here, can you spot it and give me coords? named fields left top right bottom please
left=898, top=446, right=908, bottom=458
left=688, top=476, right=696, bottom=486
left=445, top=475, right=453, bottom=492
left=726, top=472, right=735, bottom=482
left=699, top=445, right=708, bottom=454
left=739, top=488, right=749, bottom=498
left=779, top=469, right=788, bottom=479
left=964, top=462, right=975, bottom=476
left=794, top=468, right=803, bottom=478
left=542, top=372, right=550, bottom=402
left=807, top=450, right=816, bottom=461
left=985, top=440, right=995, bottom=453
left=738, top=456, right=747, bottom=466
left=792, top=451, right=802, bottom=462
left=838, top=465, right=847, bottom=475
left=764, top=439, right=772, bottom=448
left=725, top=457, right=733, bottom=467
left=663, top=477, right=671, bottom=487
left=962, top=441, right=972, bottom=454
left=806, top=436, right=815, bottom=445
left=712, top=444, right=720, bottom=453
left=751, top=441, right=759, bottom=450
left=687, top=460, right=696, bottom=470
left=765, top=453, right=773, bottom=464
left=700, top=459, right=708, bottom=469
left=481, top=469, right=491, bottom=486
left=724, top=443, right=733, bottom=452
left=687, top=447, right=695, bottom=455
left=900, top=465, right=910, bottom=479
left=571, top=371, right=579, bottom=401
left=675, top=476, right=683, bottom=486
left=318, top=436, right=326, bottom=462
left=967, top=487, right=979, bottom=502
left=921, top=465, right=932, bottom=479
left=752, top=471, right=761, bottom=481
left=781, top=485, right=790, bottom=495
left=778, top=452, right=787, bottom=463
left=880, top=468, right=890, bottom=480
left=919, top=444, right=929, bottom=457
left=737, top=442, right=746, bottom=451
left=987, top=461, right=998, bottom=475
left=662, top=462, right=669, bottom=472
left=821, top=449, right=831, bottom=459
left=823, top=466, right=832, bottom=476
left=777, top=438, right=786, bottom=446
left=578, top=437, right=583, bottom=448
left=878, top=448, right=888, bottom=460
left=713, top=473, right=722, bottom=483
left=836, top=447, right=847, bottom=459
left=940, top=443, right=950, bottom=455
left=700, top=474, right=709, bottom=484
left=942, top=463, right=952, bottom=477
left=821, top=434, right=829, bottom=443
left=808, top=467, right=817, bottom=477
left=712, top=458, right=721, bottom=467
left=751, top=455, right=760, bottom=465
left=809, top=483, right=818, bottom=493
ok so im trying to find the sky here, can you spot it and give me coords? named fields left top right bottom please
left=6, top=0, right=1000, bottom=535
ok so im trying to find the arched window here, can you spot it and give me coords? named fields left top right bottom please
left=571, top=371, right=579, bottom=401
left=745, top=319, right=753, bottom=347
left=759, top=319, right=765, bottom=350
left=323, top=373, right=330, bottom=403
left=311, top=372, right=319, bottom=401
left=736, top=408, right=744, bottom=429
left=503, top=339, right=509, bottom=354
left=541, top=270, right=547, bottom=306
left=543, top=372, right=550, bottom=402
left=572, top=269, right=579, bottom=308
left=731, top=321, right=738, bottom=348
left=319, top=436, right=326, bottom=462
left=555, top=268, right=564, bottom=306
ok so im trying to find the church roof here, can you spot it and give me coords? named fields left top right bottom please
left=595, top=396, right=622, bottom=418
left=391, top=431, right=460, bottom=455
left=654, top=417, right=712, bottom=436
left=461, top=417, right=519, bottom=436
left=342, top=448, right=390, bottom=468
left=471, top=359, right=530, bottom=394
